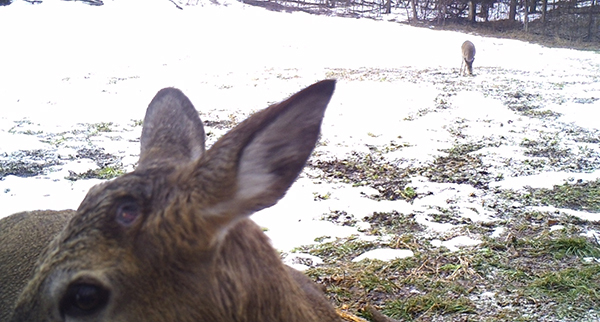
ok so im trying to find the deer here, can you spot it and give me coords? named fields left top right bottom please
left=0, top=79, right=392, bottom=322
left=460, top=40, right=476, bottom=76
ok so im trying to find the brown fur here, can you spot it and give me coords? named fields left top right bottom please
left=3, top=80, right=347, bottom=322
left=0, top=210, right=75, bottom=321
left=460, top=40, right=476, bottom=76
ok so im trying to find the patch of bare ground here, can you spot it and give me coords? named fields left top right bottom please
left=300, top=64, right=600, bottom=321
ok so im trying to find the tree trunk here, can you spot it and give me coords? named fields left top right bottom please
left=529, top=0, right=537, bottom=13
left=586, top=0, right=596, bottom=41
left=442, top=0, right=447, bottom=25
left=384, top=0, right=392, bottom=14
left=524, top=0, right=529, bottom=31
left=509, top=0, right=517, bottom=20
left=437, top=0, right=447, bottom=25
left=541, top=0, right=547, bottom=23
left=482, top=1, right=490, bottom=21
left=411, top=0, right=418, bottom=21
left=468, top=0, right=476, bottom=22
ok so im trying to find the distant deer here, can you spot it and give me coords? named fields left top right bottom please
left=0, top=80, right=388, bottom=322
left=460, top=40, right=476, bottom=76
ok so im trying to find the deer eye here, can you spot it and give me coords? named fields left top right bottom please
left=116, top=201, right=140, bottom=227
left=60, top=283, right=110, bottom=318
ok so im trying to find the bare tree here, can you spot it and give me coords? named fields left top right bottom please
left=524, top=0, right=529, bottom=31
left=481, top=0, right=491, bottom=21
left=541, top=0, right=547, bottom=23
left=586, top=0, right=597, bottom=41
left=509, top=0, right=517, bottom=20
left=468, top=0, right=476, bottom=21
left=411, top=0, right=419, bottom=21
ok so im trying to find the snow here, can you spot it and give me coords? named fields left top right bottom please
left=352, top=248, right=414, bottom=262
left=1, top=0, right=599, bottom=261
left=431, top=236, right=482, bottom=252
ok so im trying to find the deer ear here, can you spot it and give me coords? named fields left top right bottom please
left=200, top=80, right=336, bottom=218
left=138, top=88, right=206, bottom=169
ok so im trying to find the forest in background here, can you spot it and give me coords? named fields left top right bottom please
left=236, top=0, right=599, bottom=46
left=1, top=0, right=598, bottom=55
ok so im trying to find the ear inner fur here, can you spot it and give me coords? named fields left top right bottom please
left=194, top=80, right=335, bottom=217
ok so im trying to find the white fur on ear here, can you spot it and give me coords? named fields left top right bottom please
left=202, top=80, right=335, bottom=221
left=234, top=84, right=333, bottom=211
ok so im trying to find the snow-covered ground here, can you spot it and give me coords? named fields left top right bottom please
left=1, top=0, right=600, bottom=264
